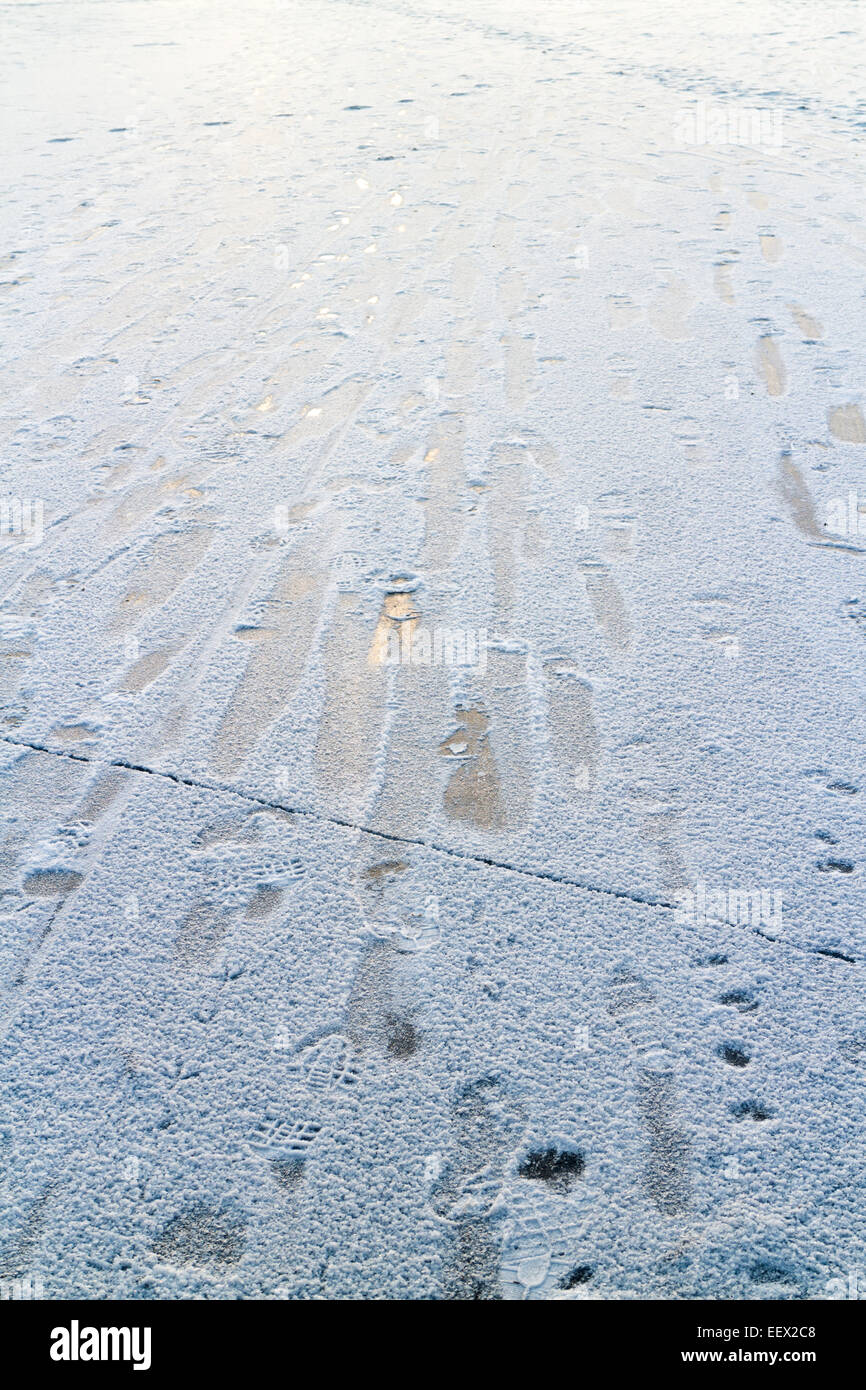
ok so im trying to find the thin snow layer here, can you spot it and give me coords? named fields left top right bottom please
left=0, top=0, right=864, bottom=1300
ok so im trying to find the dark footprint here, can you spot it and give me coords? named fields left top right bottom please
left=718, top=1044, right=750, bottom=1067
left=606, top=968, right=655, bottom=1016
left=731, top=1100, right=773, bottom=1122
left=245, top=885, right=285, bottom=919
left=23, top=869, right=83, bottom=897
left=559, top=1263, right=593, bottom=1289
left=431, top=1075, right=525, bottom=1222
left=0, top=1188, right=54, bottom=1280
left=817, top=858, right=854, bottom=873
left=605, top=968, right=690, bottom=1215
left=517, top=1147, right=584, bottom=1194
left=433, top=1075, right=529, bottom=1298
left=635, top=1070, right=691, bottom=1215
left=384, top=1011, right=420, bottom=1058
left=172, top=903, right=227, bottom=969
left=151, top=1204, right=245, bottom=1269
left=719, top=989, right=758, bottom=1013
left=749, top=1259, right=796, bottom=1286
left=346, top=939, right=420, bottom=1059
left=440, top=1217, right=502, bottom=1300
left=271, top=1157, right=305, bottom=1191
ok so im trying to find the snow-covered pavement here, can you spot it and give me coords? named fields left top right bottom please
left=1, top=0, right=865, bottom=1299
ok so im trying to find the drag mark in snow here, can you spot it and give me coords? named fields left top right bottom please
left=314, top=589, right=393, bottom=817
left=487, top=443, right=529, bottom=625
left=420, top=412, right=466, bottom=572
left=209, top=519, right=334, bottom=775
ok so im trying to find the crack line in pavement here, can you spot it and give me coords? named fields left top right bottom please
left=1, top=734, right=667, bottom=906
left=0, top=734, right=858, bottom=963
